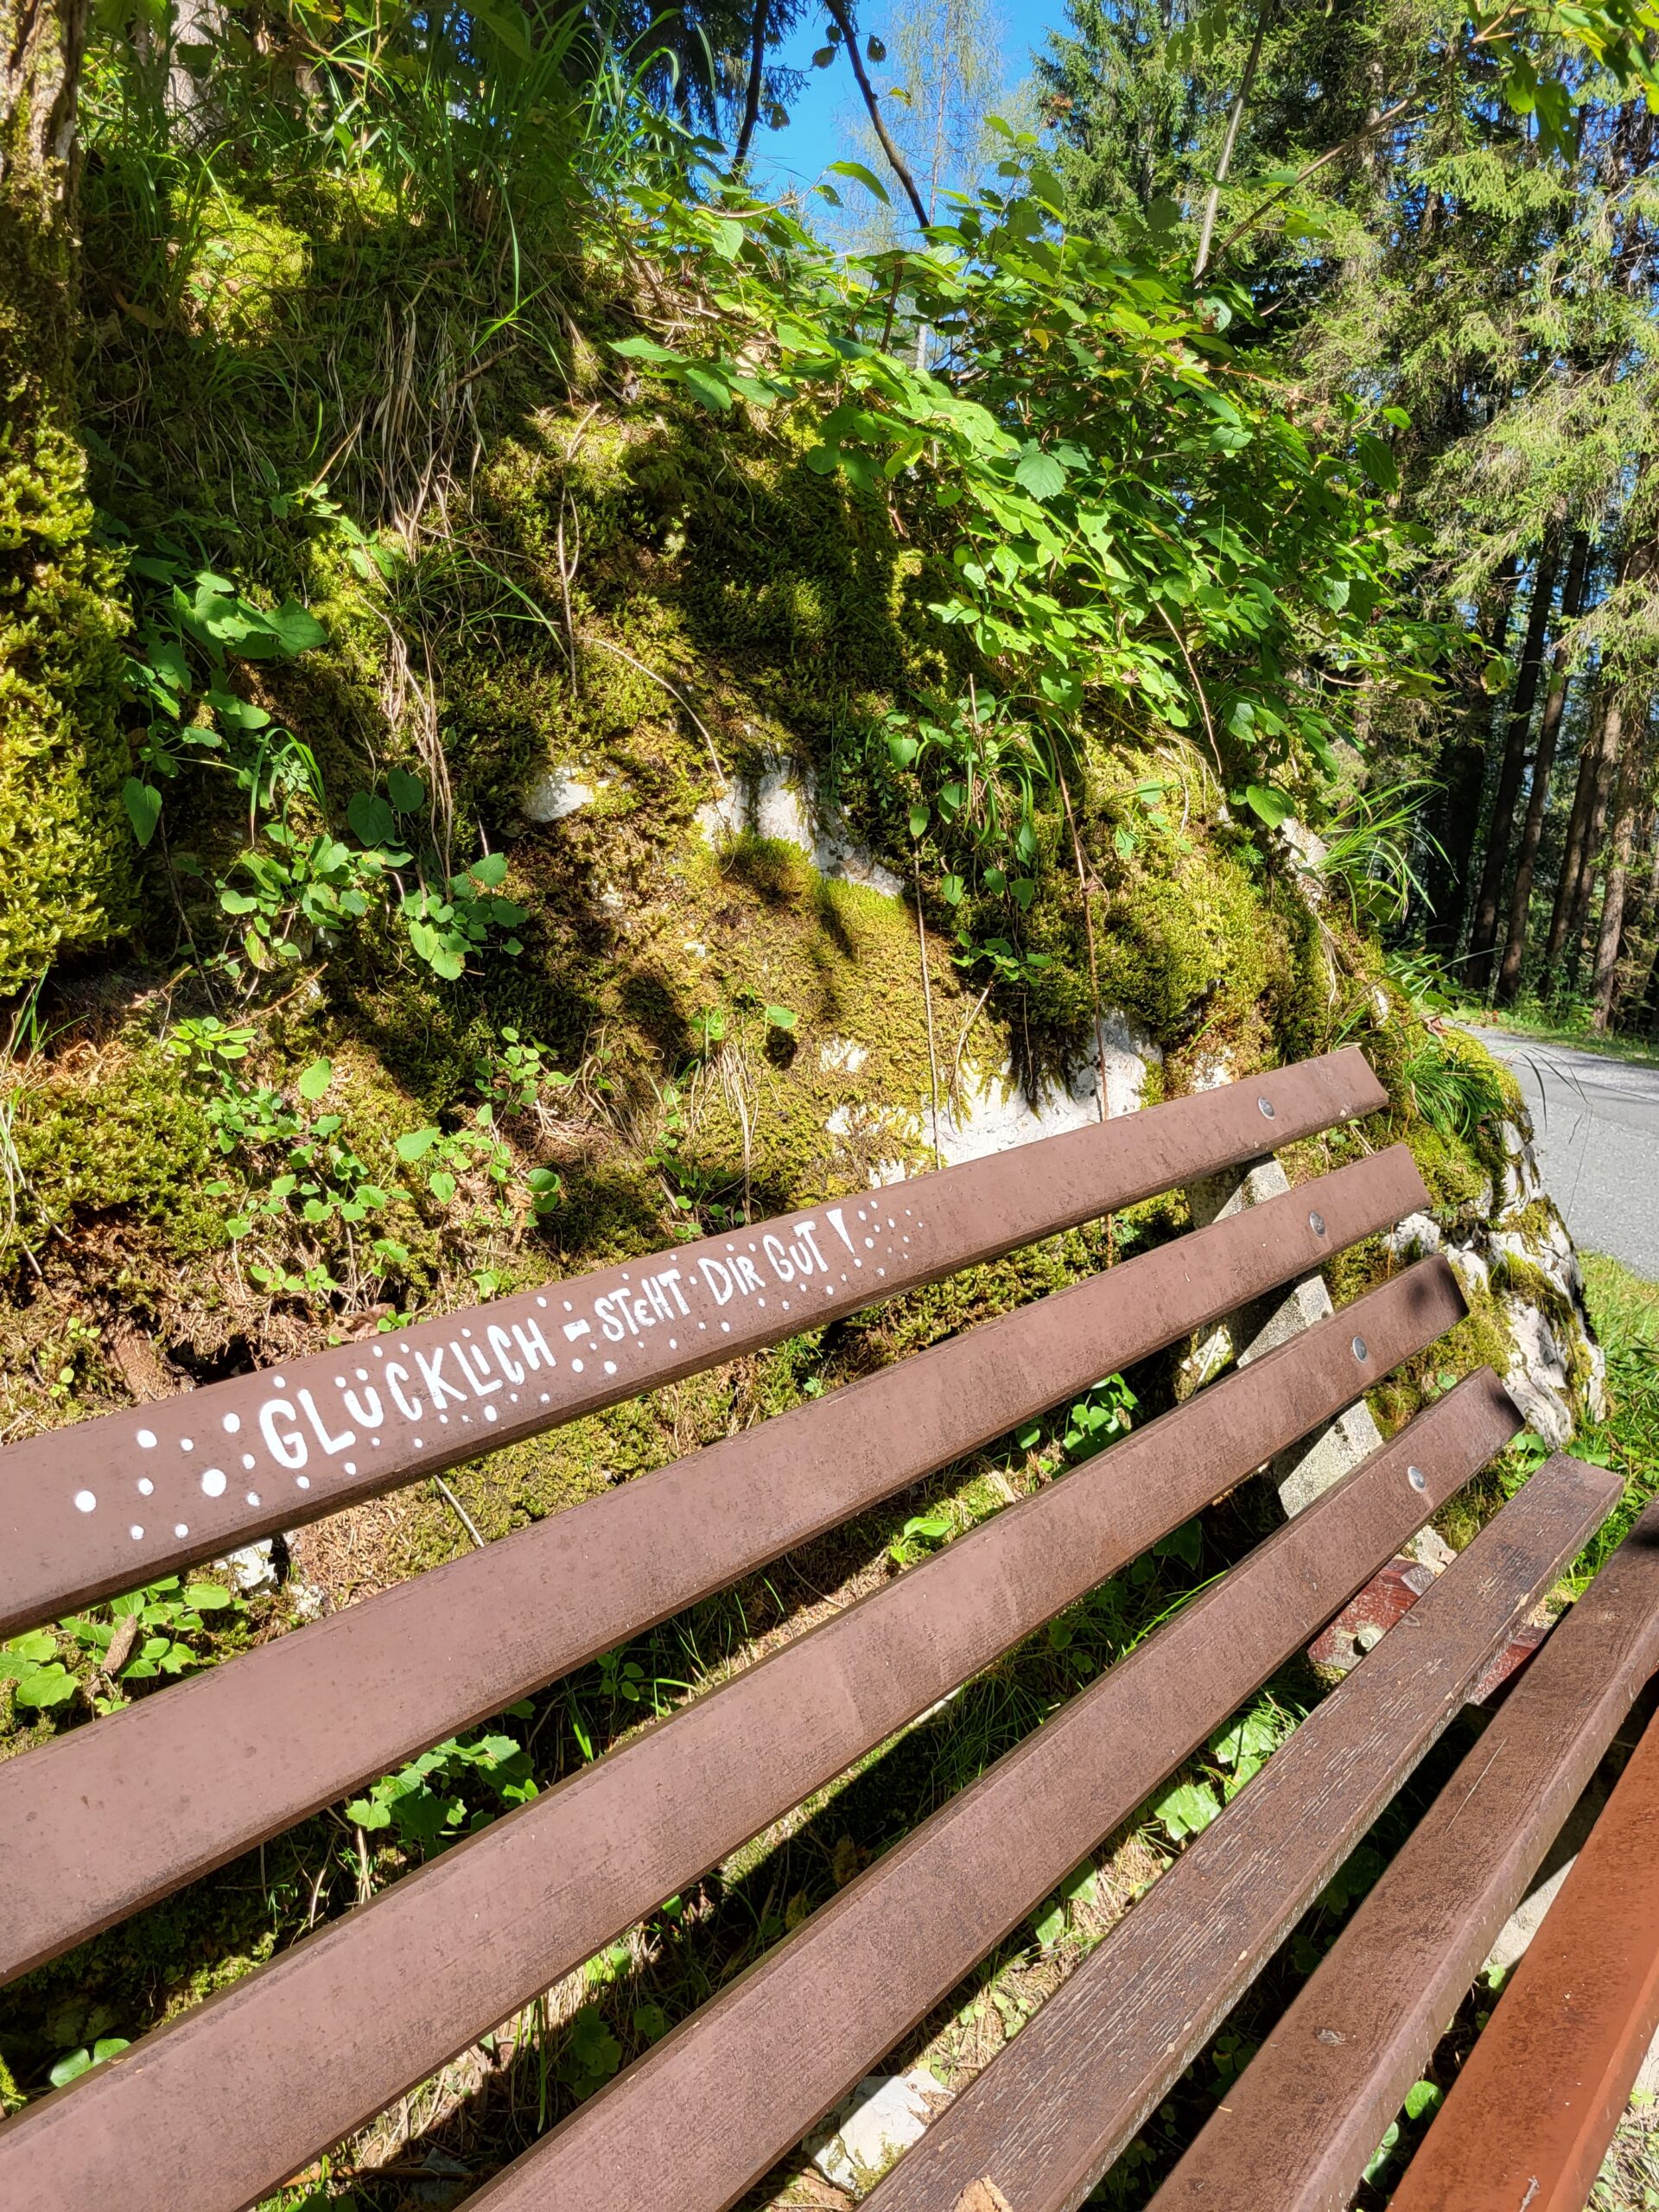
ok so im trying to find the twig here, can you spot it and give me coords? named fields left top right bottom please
left=1195, top=3, right=1270, bottom=279
left=1210, top=94, right=1413, bottom=270
left=824, top=0, right=931, bottom=230
left=431, top=1474, right=486, bottom=1549
left=1153, top=601, right=1224, bottom=779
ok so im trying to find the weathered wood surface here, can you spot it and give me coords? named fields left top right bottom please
left=0, top=1050, right=1384, bottom=1636
left=1149, top=1497, right=1659, bottom=2212
left=1389, top=1707, right=1659, bottom=2212
left=0, top=1146, right=1425, bottom=1984
left=0, top=1265, right=1471, bottom=2212
left=448, top=1377, right=1522, bottom=2212
left=862, top=1453, right=1620, bottom=2212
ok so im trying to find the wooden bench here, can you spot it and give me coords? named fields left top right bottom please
left=0, top=1044, right=1652, bottom=2212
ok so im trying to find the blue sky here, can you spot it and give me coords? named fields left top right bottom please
left=746, top=4, right=1071, bottom=204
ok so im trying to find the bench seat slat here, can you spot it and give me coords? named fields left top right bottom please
left=1389, top=1706, right=1659, bottom=2212
left=453, top=1375, right=1523, bottom=2212
left=1147, top=1494, right=1659, bottom=2212
left=0, top=1145, right=1426, bottom=1986
left=0, top=1051, right=1385, bottom=1637
left=861, top=1452, right=1621, bottom=2212
left=0, top=1263, right=1471, bottom=2212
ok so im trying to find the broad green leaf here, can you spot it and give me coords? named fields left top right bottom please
left=1354, top=432, right=1399, bottom=493
left=1154, top=1777, right=1221, bottom=1840
left=467, top=849, right=509, bottom=888
left=347, top=791, right=397, bottom=848
left=1034, top=1903, right=1066, bottom=1948
left=297, top=1058, right=333, bottom=1103
left=609, top=334, right=683, bottom=365
left=827, top=158, right=891, bottom=207
left=1404, top=2079, right=1443, bottom=2121
left=1243, top=784, right=1294, bottom=830
left=1013, top=442, right=1067, bottom=501
left=682, top=365, right=734, bottom=413
left=764, top=1004, right=798, bottom=1031
left=123, top=778, right=162, bottom=848
left=264, top=601, right=328, bottom=655
left=183, top=1582, right=233, bottom=1610
left=386, top=766, right=427, bottom=812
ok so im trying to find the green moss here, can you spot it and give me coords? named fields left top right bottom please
left=0, top=137, right=131, bottom=992
left=12, top=1044, right=221, bottom=1260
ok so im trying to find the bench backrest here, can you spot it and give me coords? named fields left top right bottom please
left=0, top=1046, right=1618, bottom=2212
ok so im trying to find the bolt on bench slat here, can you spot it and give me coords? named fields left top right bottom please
left=0, top=1263, right=1467, bottom=2212
left=1388, top=1705, right=1659, bottom=2212
left=452, top=1374, right=1522, bottom=2212
left=0, top=1050, right=1384, bottom=1637
left=1148, top=1494, right=1659, bottom=2212
left=0, top=1145, right=1426, bottom=1985
left=861, top=1452, right=1621, bottom=2212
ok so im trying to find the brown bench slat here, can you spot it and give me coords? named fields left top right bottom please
left=0, top=1265, right=1469, bottom=2212
left=1147, top=1495, right=1659, bottom=2212
left=0, top=1050, right=1383, bottom=1637
left=449, top=1375, right=1522, bottom=2212
left=1389, top=1707, right=1659, bottom=2212
left=861, top=1452, right=1620, bottom=2212
left=0, top=1145, right=1425, bottom=1985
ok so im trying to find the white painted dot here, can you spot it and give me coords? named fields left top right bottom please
left=603, top=1361, right=617, bottom=1376
left=343, top=1460, right=357, bottom=1473
left=296, top=1476, right=310, bottom=1490
left=137, top=1478, right=154, bottom=1497
left=246, top=1492, right=261, bottom=1507
left=372, top=1435, right=382, bottom=1446
left=130, top=1525, right=143, bottom=1541
left=273, top=1374, right=287, bottom=1386
left=241, top=1454, right=255, bottom=1471
left=221, top=1413, right=240, bottom=1434
left=509, top=1394, right=518, bottom=1405
left=136, top=1428, right=156, bottom=1449
left=200, top=1468, right=226, bottom=1497
left=537, top=1296, right=548, bottom=1307
left=334, top=1376, right=347, bottom=1389
left=179, top=1437, right=194, bottom=1452
left=73, top=1489, right=97, bottom=1514
left=373, top=1346, right=385, bottom=1358
left=587, top=1341, right=597, bottom=1352
left=572, top=1358, right=585, bottom=1372
left=462, top=1327, right=473, bottom=1339
left=669, top=1338, right=678, bottom=1348
left=563, top=1300, right=572, bottom=1311
left=539, top=1392, right=550, bottom=1403
left=484, top=1407, right=498, bottom=1422
left=721, top=1321, right=730, bottom=1332
left=461, top=1413, right=473, bottom=1424
left=413, top=1438, right=423, bottom=1447
left=174, top=1522, right=188, bottom=1537
left=439, top=1414, right=449, bottom=1424
left=781, top=1302, right=790, bottom=1312
left=698, top=1322, right=706, bottom=1331
left=864, top=1236, right=874, bottom=1249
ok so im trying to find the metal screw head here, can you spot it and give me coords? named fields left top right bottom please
left=1258, top=1096, right=1277, bottom=1120
left=1351, top=1334, right=1370, bottom=1362
left=1308, top=1210, right=1327, bottom=1236
left=1408, top=1465, right=1428, bottom=1493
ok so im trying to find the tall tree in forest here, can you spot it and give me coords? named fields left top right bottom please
left=1464, top=535, right=1562, bottom=989
left=0, top=0, right=130, bottom=994
left=1495, top=527, right=1593, bottom=1002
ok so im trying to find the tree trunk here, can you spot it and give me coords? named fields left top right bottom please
left=1592, top=699, right=1642, bottom=1030
left=1424, top=555, right=1518, bottom=956
left=1567, top=701, right=1622, bottom=988
left=1465, top=533, right=1561, bottom=990
left=0, top=0, right=132, bottom=993
left=1495, top=529, right=1591, bottom=1005
left=1542, top=672, right=1611, bottom=975
left=733, top=0, right=769, bottom=164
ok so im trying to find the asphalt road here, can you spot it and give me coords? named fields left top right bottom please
left=1464, top=1027, right=1659, bottom=1280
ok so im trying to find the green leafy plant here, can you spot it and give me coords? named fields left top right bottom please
left=403, top=850, right=528, bottom=980
left=346, top=1724, right=537, bottom=1855
left=887, top=1510, right=955, bottom=1567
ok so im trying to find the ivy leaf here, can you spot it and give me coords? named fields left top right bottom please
left=264, top=601, right=328, bottom=655
left=347, top=791, right=397, bottom=847
left=296, top=1058, right=334, bottom=1103
left=123, top=778, right=163, bottom=848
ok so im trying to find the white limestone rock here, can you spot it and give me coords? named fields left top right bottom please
left=524, top=765, right=595, bottom=822
left=806, top=2069, right=947, bottom=2196
left=696, top=759, right=904, bottom=898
